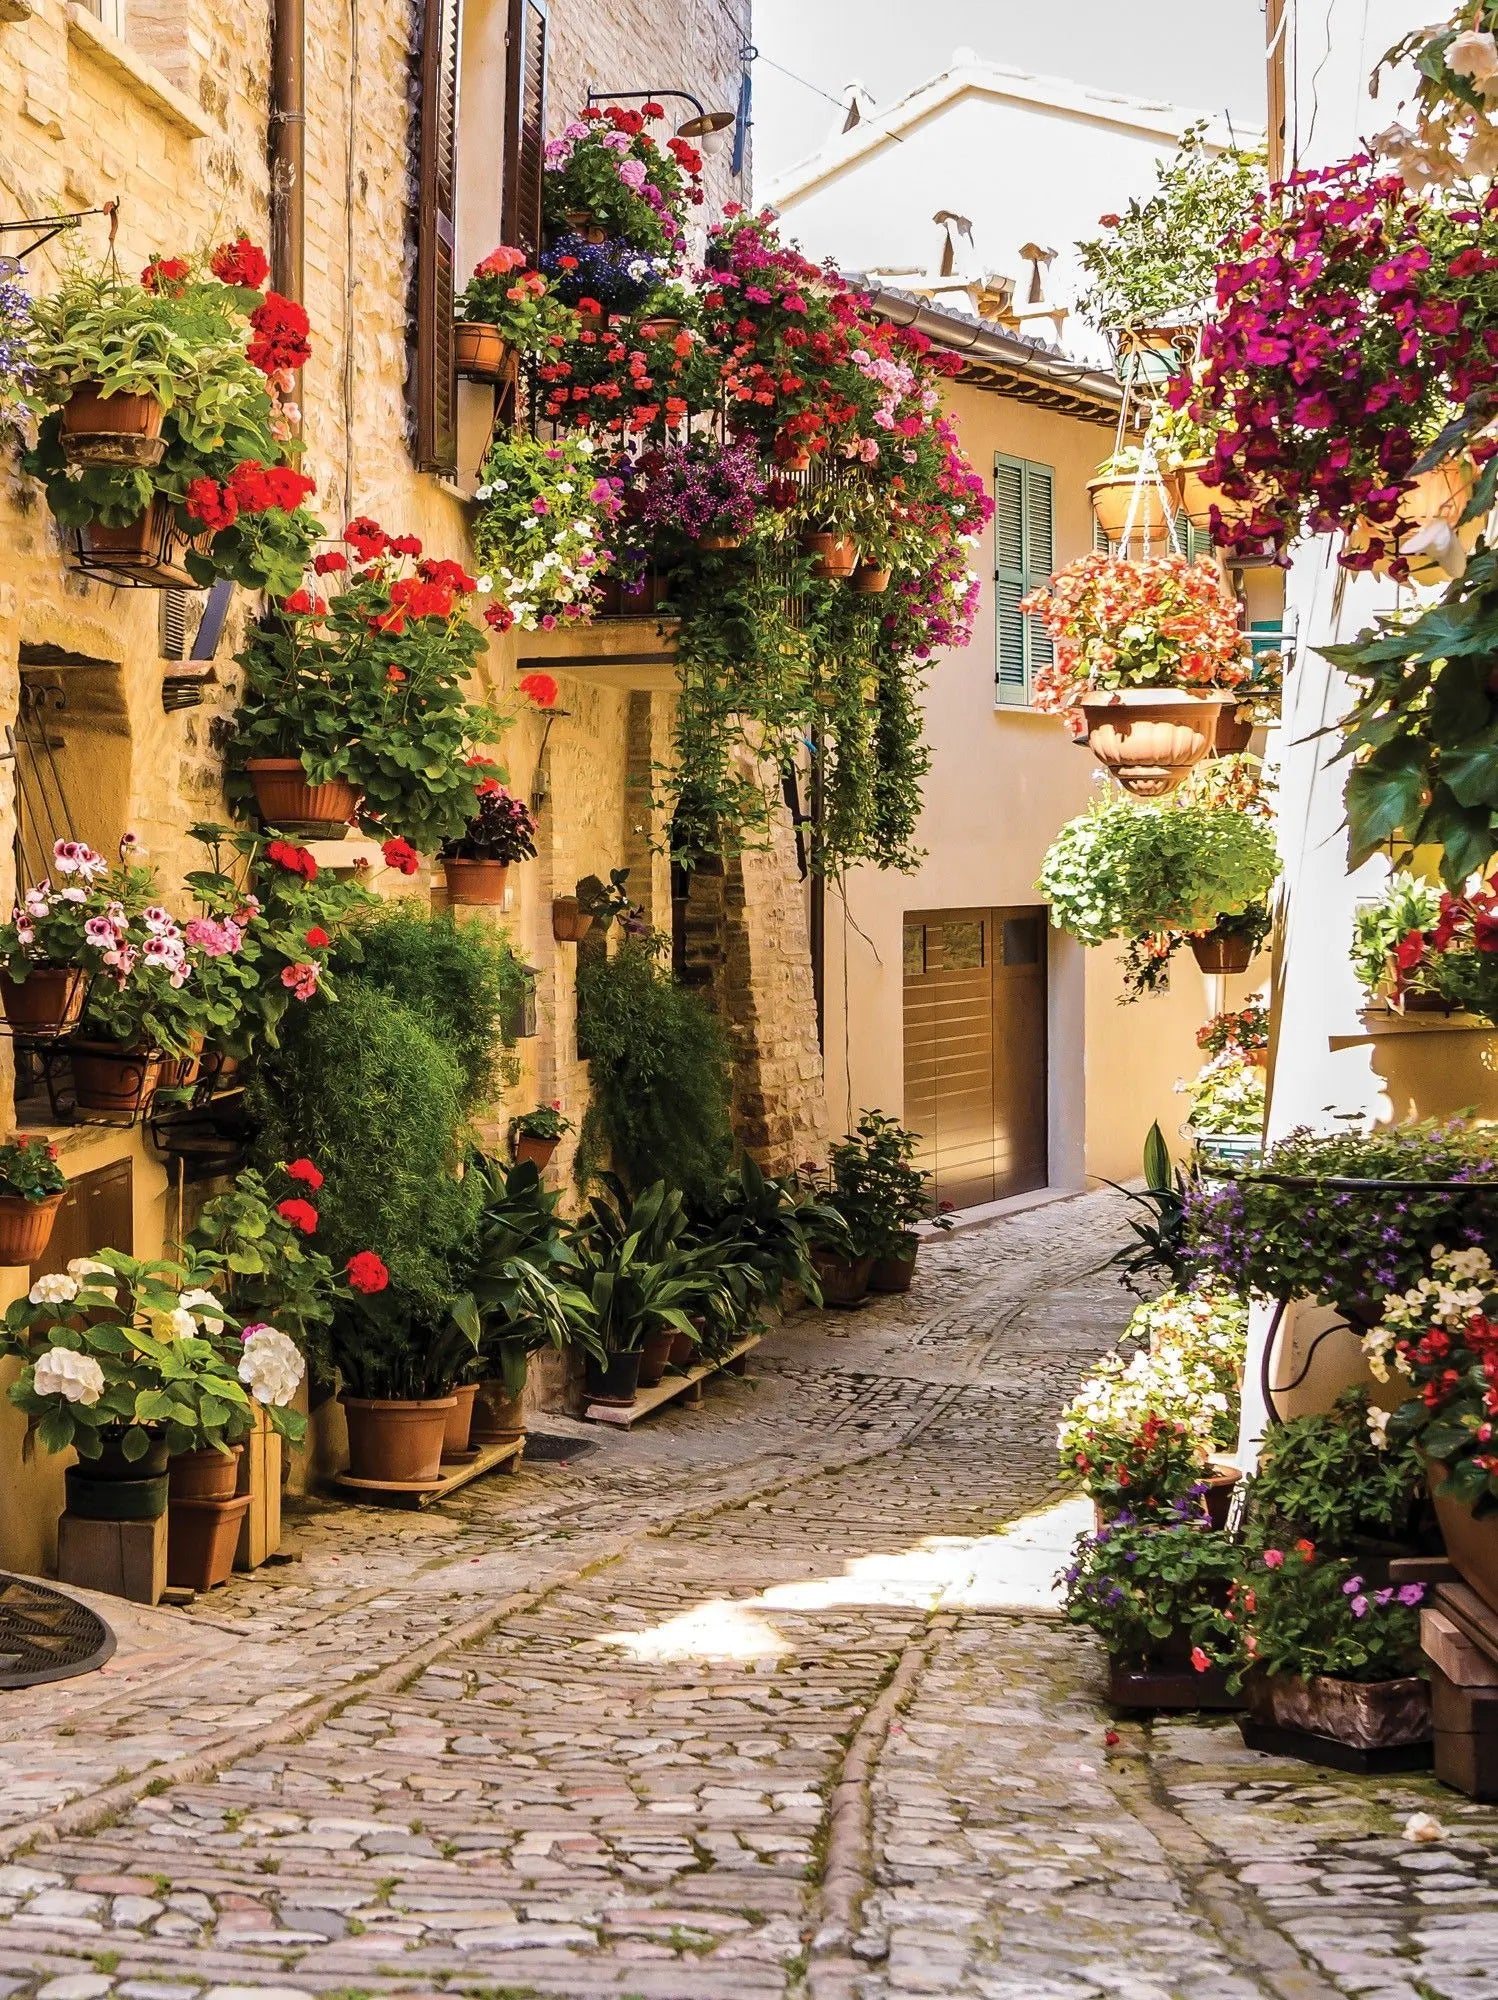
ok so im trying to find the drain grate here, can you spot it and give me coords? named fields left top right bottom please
left=0, top=1573, right=116, bottom=1688
left=522, top=1432, right=600, bottom=1464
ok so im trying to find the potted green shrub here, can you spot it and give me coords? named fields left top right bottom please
left=440, top=782, right=537, bottom=906
left=1350, top=872, right=1445, bottom=1010
left=1234, top=1542, right=1430, bottom=1752
left=1245, top=1388, right=1425, bottom=1562
left=510, top=1102, right=573, bottom=1171
left=24, top=248, right=318, bottom=593
left=331, top=1284, right=478, bottom=1484
left=831, top=1111, right=946, bottom=1296
left=1061, top=1512, right=1245, bottom=1708
left=0, top=1136, right=66, bottom=1266
left=572, top=1183, right=706, bottom=1401
left=230, top=516, right=506, bottom=844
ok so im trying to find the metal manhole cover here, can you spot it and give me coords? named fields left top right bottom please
left=0, top=1573, right=116, bottom=1688
left=522, top=1432, right=600, bottom=1464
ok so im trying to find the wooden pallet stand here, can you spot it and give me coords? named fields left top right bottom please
left=329, top=1435, right=525, bottom=1510
left=585, top=1334, right=760, bottom=1429
left=1426, top=1586, right=1498, bottom=1800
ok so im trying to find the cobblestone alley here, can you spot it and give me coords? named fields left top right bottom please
left=1, top=1193, right=1496, bottom=2000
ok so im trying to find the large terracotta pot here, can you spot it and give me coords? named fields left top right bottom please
left=1, top=966, right=88, bottom=1037
left=1078, top=690, right=1223, bottom=797
left=168, top=1445, right=244, bottom=1504
left=1429, top=1461, right=1498, bottom=1616
left=869, top=1235, right=919, bottom=1294
left=1190, top=932, right=1256, bottom=976
left=1087, top=470, right=1181, bottom=547
left=455, top=322, right=510, bottom=381
left=246, top=758, right=360, bottom=836
left=70, top=1042, right=162, bottom=1115
left=800, top=531, right=859, bottom=581
left=0, top=1191, right=63, bottom=1267
left=637, top=1326, right=675, bottom=1389
left=442, top=857, right=508, bottom=905
left=812, top=1248, right=875, bottom=1308
left=513, top=1132, right=559, bottom=1170
left=340, top=1393, right=457, bottom=1484
left=585, top=1350, right=642, bottom=1407
left=167, top=1494, right=252, bottom=1591
left=470, top=1376, right=526, bottom=1444
left=442, top=1381, right=479, bottom=1457
left=1246, top=1671, right=1431, bottom=1749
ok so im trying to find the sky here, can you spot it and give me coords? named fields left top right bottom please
left=748, top=0, right=1270, bottom=183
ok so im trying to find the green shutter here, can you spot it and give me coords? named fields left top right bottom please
left=995, top=454, right=1055, bottom=706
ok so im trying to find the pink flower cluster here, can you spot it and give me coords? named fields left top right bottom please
left=1174, top=154, right=1498, bottom=575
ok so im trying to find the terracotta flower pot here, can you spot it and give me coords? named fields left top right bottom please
left=513, top=1132, right=559, bottom=1170
left=637, top=1326, right=675, bottom=1389
left=75, top=496, right=200, bottom=586
left=585, top=1350, right=642, bottom=1407
left=668, top=1326, right=696, bottom=1368
left=1078, top=690, right=1223, bottom=798
left=551, top=896, right=594, bottom=943
left=442, top=857, right=509, bottom=905
left=0, top=1191, right=63, bottom=1267
left=576, top=305, right=606, bottom=333
left=869, top=1236, right=919, bottom=1294
left=167, top=1493, right=252, bottom=1591
left=638, top=316, right=683, bottom=339
left=246, top=758, right=360, bottom=836
left=168, top=1445, right=244, bottom=1504
left=340, top=1393, right=457, bottom=1485
left=1248, top=1670, right=1431, bottom=1749
left=812, top=1248, right=875, bottom=1308
left=800, top=531, right=859, bottom=581
left=470, top=1377, right=527, bottom=1444
left=781, top=449, right=812, bottom=472
left=1087, top=470, right=1182, bottom=547
left=157, top=1032, right=206, bottom=1092
left=851, top=564, right=892, bottom=595
left=1, top=966, right=87, bottom=1037
left=70, top=1042, right=162, bottom=1115
left=696, top=531, right=744, bottom=551
left=455, top=321, right=510, bottom=381
left=1429, top=1460, right=1498, bottom=1617
left=1190, top=933, right=1256, bottom=975
left=442, top=1381, right=479, bottom=1457
left=60, top=383, right=165, bottom=441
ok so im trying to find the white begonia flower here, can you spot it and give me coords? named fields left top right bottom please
left=474, top=486, right=494, bottom=501
left=66, top=1257, right=117, bottom=1289
left=1449, top=28, right=1498, bottom=82
left=475, top=575, right=493, bottom=592
left=32, top=1347, right=105, bottom=1405
left=1366, top=1404, right=1392, bottom=1449
left=180, top=1287, right=226, bottom=1336
left=29, top=1272, right=79, bottom=1307
left=239, top=1323, right=305, bottom=1407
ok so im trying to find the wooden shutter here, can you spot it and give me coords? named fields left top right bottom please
left=413, top=0, right=462, bottom=475
left=994, top=454, right=1054, bottom=706
left=502, top=0, right=548, bottom=260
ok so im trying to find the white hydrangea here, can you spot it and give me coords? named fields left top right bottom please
left=161, top=1307, right=198, bottom=1341
left=238, top=1323, right=305, bottom=1407
left=32, top=1347, right=105, bottom=1405
left=179, top=1287, right=226, bottom=1336
left=66, top=1258, right=117, bottom=1293
left=29, top=1273, right=79, bottom=1306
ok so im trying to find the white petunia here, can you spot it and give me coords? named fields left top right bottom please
left=29, top=1272, right=79, bottom=1306
left=475, top=575, right=493, bottom=592
left=32, top=1347, right=105, bottom=1405
left=1366, top=1404, right=1391, bottom=1449
left=239, top=1323, right=305, bottom=1407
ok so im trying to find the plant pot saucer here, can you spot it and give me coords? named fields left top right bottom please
left=332, top=1471, right=447, bottom=1496
left=60, top=431, right=168, bottom=470
left=439, top=1447, right=482, bottom=1466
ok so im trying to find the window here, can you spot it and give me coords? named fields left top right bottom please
left=412, top=0, right=463, bottom=476
left=994, top=454, right=1054, bottom=707
left=78, top=0, right=127, bottom=33
left=502, top=0, right=549, bottom=260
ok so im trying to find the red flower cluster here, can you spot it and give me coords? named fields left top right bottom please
left=284, top=1156, right=324, bottom=1189
left=518, top=671, right=559, bottom=708
left=381, top=836, right=420, bottom=875
left=346, top=1250, right=390, bottom=1294
left=304, top=925, right=330, bottom=949
left=210, top=237, right=271, bottom=291
left=141, top=255, right=190, bottom=293
left=276, top=1196, right=319, bottom=1234
left=185, top=460, right=315, bottom=534
left=266, top=839, right=319, bottom=881
left=247, top=291, right=312, bottom=375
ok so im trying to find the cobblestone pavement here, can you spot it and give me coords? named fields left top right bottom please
left=2, top=1190, right=1497, bottom=1999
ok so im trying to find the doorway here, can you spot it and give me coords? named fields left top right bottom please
left=902, top=907, right=1048, bottom=1209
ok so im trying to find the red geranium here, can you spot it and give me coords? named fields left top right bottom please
left=346, top=1250, right=390, bottom=1294
left=266, top=839, right=318, bottom=881
left=381, top=837, right=420, bottom=875
left=304, top=926, right=330, bottom=949
left=247, top=291, right=312, bottom=374
left=283, top=1157, right=324, bottom=1190
left=344, top=516, right=389, bottom=562
left=184, top=478, right=238, bottom=533
left=517, top=671, right=559, bottom=708
left=210, top=237, right=271, bottom=290
left=142, top=255, right=190, bottom=293
left=276, top=1197, right=320, bottom=1234
left=313, top=550, right=348, bottom=575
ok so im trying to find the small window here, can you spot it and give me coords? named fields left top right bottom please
left=943, top=920, right=985, bottom=971
left=1003, top=916, right=1042, bottom=967
left=995, top=453, right=1055, bottom=707
left=902, top=923, right=926, bottom=976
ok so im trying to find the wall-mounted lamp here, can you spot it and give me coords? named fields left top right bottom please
left=585, top=88, right=733, bottom=140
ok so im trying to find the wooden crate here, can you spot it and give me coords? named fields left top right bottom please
left=57, top=1511, right=166, bottom=1606
left=235, top=1409, right=282, bottom=1570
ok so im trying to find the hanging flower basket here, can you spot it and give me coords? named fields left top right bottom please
left=1345, top=457, right=1479, bottom=585
left=245, top=758, right=361, bottom=837
left=1190, top=931, right=1255, bottom=975
left=70, top=496, right=204, bottom=589
left=1088, top=470, right=1180, bottom=547
left=852, top=563, right=892, bottom=595
left=442, top=857, right=509, bottom=906
left=0, top=1191, right=64, bottom=1267
left=58, top=383, right=166, bottom=469
left=1, top=966, right=87, bottom=1038
left=551, top=895, right=593, bottom=943
left=1078, top=690, right=1223, bottom=797
left=454, top=322, right=511, bottom=382
left=1177, top=460, right=1264, bottom=535
left=70, top=1042, right=163, bottom=1116
left=800, top=531, right=859, bottom=580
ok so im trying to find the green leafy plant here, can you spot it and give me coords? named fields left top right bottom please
left=1076, top=124, right=1263, bottom=336
left=813, top=1111, right=944, bottom=1259
left=1351, top=873, right=1444, bottom=999
left=1367, top=1243, right=1498, bottom=1512
left=0, top=1136, right=65, bottom=1203
left=183, top=1160, right=340, bottom=1362
left=1234, top=1542, right=1426, bottom=1685
left=512, top=1103, right=573, bottom=1142
left=1178, top=1052, right=1265, bottom=1138
left=1247, top=1389, right=1424, bottom=1550
left=1037, top=795, right=1278, bottom=948
left=1184, top=1117, right=1498, bottom=1323
left=1109, top=1122, right=1199, bottom=1293
left=574, top=936, right=733, bottom=1202
left=228, top=517, right=508, bottom=852
left=569, top=1181, right=714, bottom=1355
left=1060, top=1513, right=1245, bottom=1668
left=688, top=1155, right=847, bottom=1313
left=464, top=1156, right=601, bottom=1393
left=0, top=1249, right=305, bottom=1462
left=456, top=248, right=575, bottom=351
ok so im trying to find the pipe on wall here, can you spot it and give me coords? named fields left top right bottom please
left=269, top=0, right=306, bottom=306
